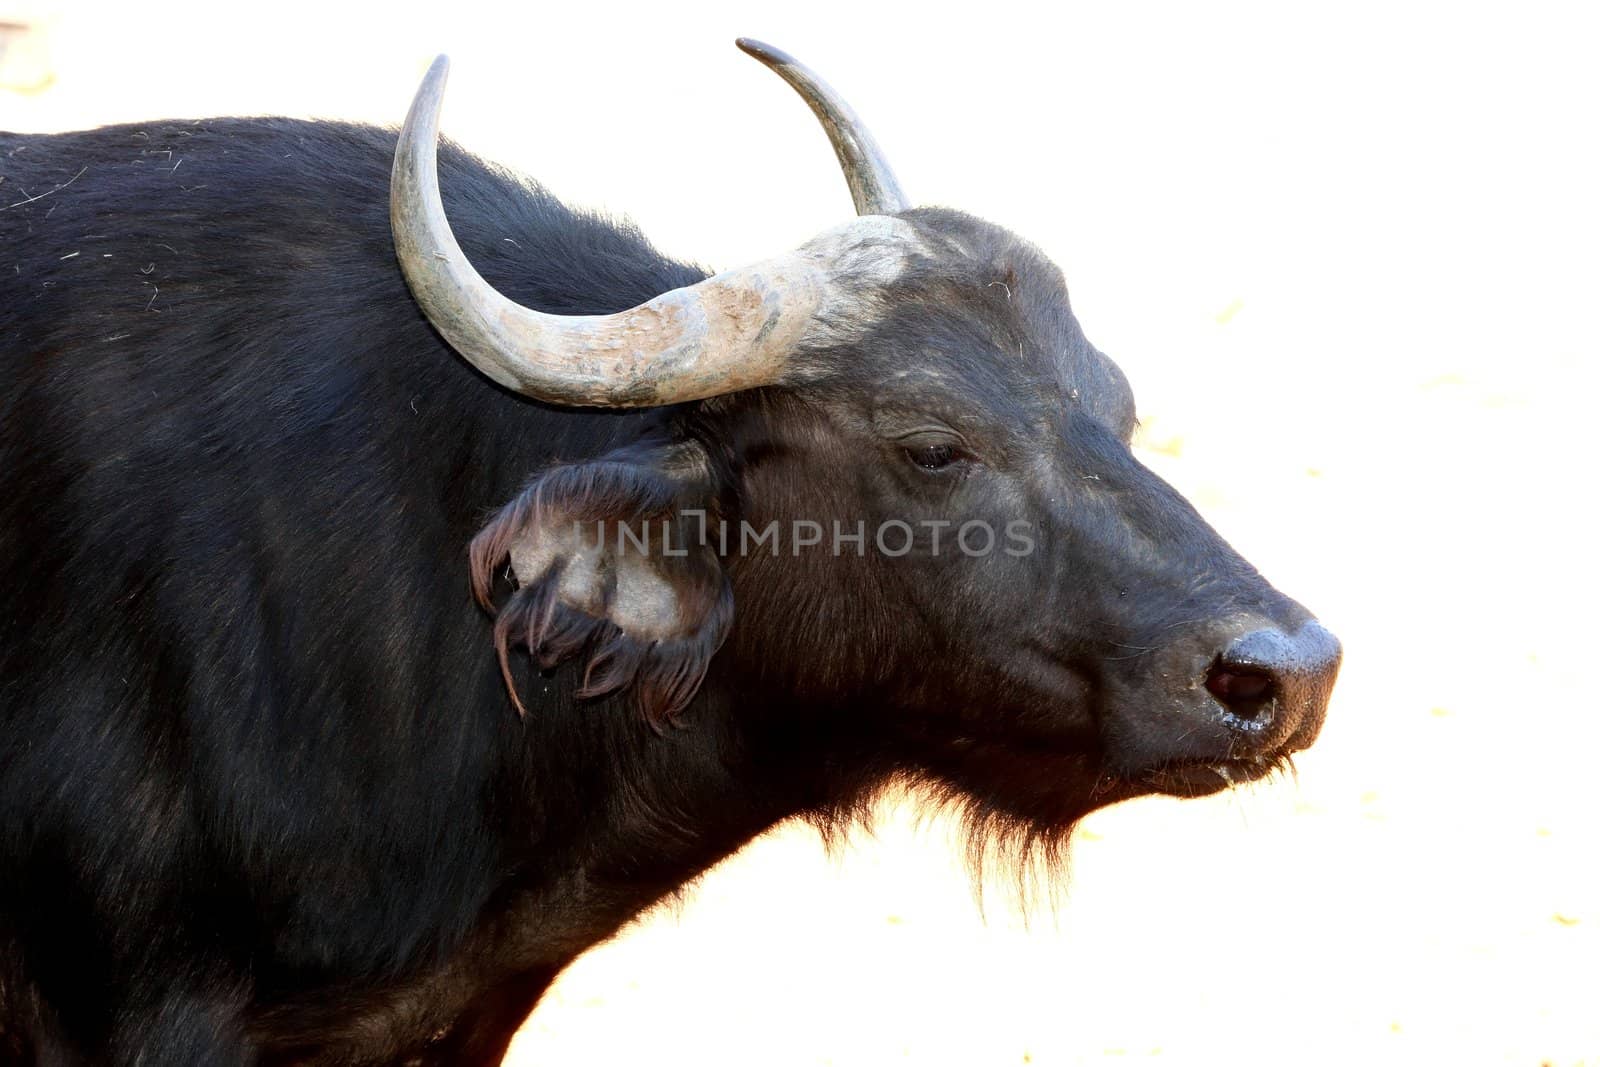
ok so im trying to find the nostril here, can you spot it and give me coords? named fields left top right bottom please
left=1205, top=662, right=1277, bottom=722
left=1201, top=620, right=1339, bottom=743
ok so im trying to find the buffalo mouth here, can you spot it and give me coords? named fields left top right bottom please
left=1137, top=754, right=1293, bottom=798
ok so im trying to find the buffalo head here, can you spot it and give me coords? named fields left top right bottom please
left=392, top=41, right=1341, bottom=833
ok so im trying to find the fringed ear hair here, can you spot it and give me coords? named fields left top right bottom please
left=470, top=443, right=732, bottom=727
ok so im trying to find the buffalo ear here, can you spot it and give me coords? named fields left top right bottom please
left=469, top=442, right=731, bottom=726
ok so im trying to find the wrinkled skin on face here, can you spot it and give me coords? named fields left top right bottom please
left=688, top=208, right=1336, bottom=831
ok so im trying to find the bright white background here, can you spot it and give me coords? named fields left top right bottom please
left=5, top=2, right=1597, bottom=1063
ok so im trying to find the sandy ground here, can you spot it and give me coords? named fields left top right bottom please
left=5, top=2, right=1596, bottom=1063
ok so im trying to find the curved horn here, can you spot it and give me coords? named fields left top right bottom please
left=736, top=38, right=908, bottom=216
left=392, top=56, right=832, bottom=407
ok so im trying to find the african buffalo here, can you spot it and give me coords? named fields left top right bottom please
left=0, top=39, right=1339, bottom=1064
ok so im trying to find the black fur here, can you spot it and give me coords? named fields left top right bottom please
left=1, top=116, right=1324, bottom=1064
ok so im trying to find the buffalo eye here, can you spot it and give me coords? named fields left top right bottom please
left=904, top=442, right=964, bottom=472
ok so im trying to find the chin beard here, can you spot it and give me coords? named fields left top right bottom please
left=802, top=750, right=1113, bottom=916
left=799, top=737, right=1296, bottom=916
